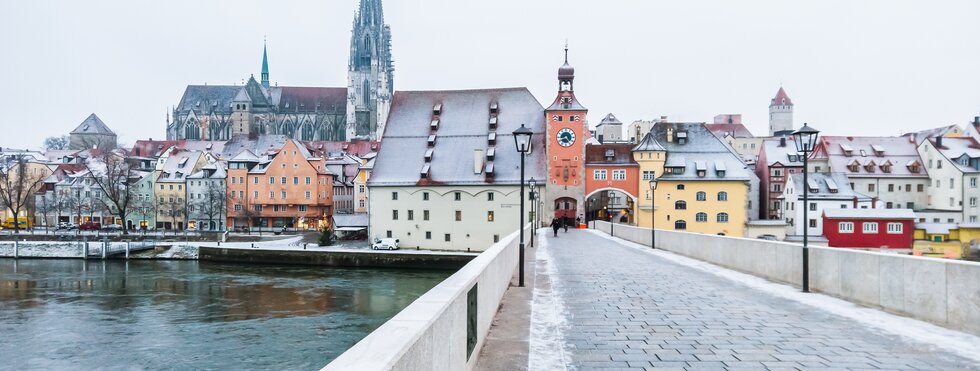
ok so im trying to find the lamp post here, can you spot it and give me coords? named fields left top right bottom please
left=588, top=199, right=594, bottom=228
left=792, top=123, right=820, bottom=293
left=649, top=179, right=658, bottom=249
left=529, top=178, right=537, bottom=248
left=513, top=124, right=533, bottom=288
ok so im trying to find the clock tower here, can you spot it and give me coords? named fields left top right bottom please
left=545, top=45, right=588, bottom=222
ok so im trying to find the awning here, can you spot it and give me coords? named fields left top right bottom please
left=335, top=227, right=367, bottom=232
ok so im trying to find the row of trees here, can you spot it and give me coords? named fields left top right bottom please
left=0, top=155, right=47, bottom=232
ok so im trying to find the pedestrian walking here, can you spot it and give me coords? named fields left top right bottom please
left=563, top=216, right=569, bottom=232
left=550, top=218, right=561, bottom=237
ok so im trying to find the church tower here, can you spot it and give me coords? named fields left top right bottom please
left=768, top=87, right=793, bottom=136
left=261, top=40, right=270, bottom=89
left=347, top=0, right=394, bottom=140
left=544, top=45, right=588, bottom=222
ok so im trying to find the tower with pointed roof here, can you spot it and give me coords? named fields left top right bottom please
left=261, top=40, right=270, bottom=89
left=768, top=87, right=794, bottom=136
left=69, top=113, right=118, bottom=150
left=545, top=44, right=588, bottom=222
left=347, top=0, right=394, bottom=140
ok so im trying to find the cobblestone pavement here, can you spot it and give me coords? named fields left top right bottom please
left=543, top=229, right=978, bottom=371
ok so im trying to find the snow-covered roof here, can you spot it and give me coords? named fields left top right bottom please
left=929, top=137, right=980, bottom=173
left=784, top=172, right=871, bottom=201
left=915, top=222, right=957, bottom=234
left=333, top=213, right=369, bottom=228
left=370, top=88, right=547, bottom=186
left=823, top=208, right=916, bottom=220
left=760, top=137, right=806, bottom=167
left=651, top=123, right=755, bottom=182
left=814, top=136, right=926, bottom=178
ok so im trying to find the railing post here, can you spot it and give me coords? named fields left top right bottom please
left=83, top=241, right=89, bottom=259
left=101, top=238, right=107, bottom=259
left=14, top=240, right=19, bottom=259
left=125, top=241, right=130, bottom=259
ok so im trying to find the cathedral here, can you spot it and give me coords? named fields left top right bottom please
left=166, top=0, right=393, bottom=142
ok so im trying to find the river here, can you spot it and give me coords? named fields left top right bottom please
left=0, top=259, right=451, bottom=370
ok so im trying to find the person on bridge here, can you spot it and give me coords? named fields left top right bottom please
left=562, top=217, right=569, bottom=233
left=550, top=218, right=561, bottom=237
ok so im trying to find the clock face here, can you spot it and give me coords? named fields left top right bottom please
left=557, top=128, right=576, bottom=147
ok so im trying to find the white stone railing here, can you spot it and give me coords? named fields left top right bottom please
left=594, top=221, right=980, bottom=337
left=322, top=225, right=528, bottom=370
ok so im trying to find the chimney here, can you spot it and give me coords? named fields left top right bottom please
left=666, top=127, right=674, bottom=143
left=473, top=149, right=485, bottom=174
left=935, top=136, right=943, bottom=148
left=779, top=137, right=786, bottom=147
left=974, top=116, right=980, bottom=127
left=872, top=197, right=877, bottom=209
left=853, top=196, right=858, bottom=208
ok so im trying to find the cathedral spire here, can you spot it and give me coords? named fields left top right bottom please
left=261, top=37, right=270, bottom=89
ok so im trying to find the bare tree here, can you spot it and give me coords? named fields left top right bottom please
left=131, top=194, right=155, bottom=233
left=85, top=152, right=137, bottom=235
left=0, top=156, right=46, bottom=233
left=192, top=183, right=226, bottom=231
left=42, top=135, right=70, bottom=150
left=229, top=191, right=258, bottom=234
left=35, top=193, right=57, bottom=233
left=157, top=197, right=184, bottom=235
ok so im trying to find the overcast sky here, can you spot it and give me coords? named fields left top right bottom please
left=1, top=0, right=978, bottom=148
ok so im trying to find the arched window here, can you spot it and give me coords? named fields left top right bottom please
left=675, top=200, right=687, bottom=210
left=717, top=212, right=729, bottom=222
left=696, top=191, right=706, bottom=201
left=696, top=212, right=708, bottom=222
left=676, top=184, right=685, bottom=190
left=718, top=191, right=728, bottom=201
left=674, top=220, right=687, bottom=230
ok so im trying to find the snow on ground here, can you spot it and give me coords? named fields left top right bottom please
left=587, top=229, right=980, bottom=364
left=154, top=244, right=199, bottom=259
left=0, top=242, right=84, bottom=258
left=528, top=229, right=571, bottom=371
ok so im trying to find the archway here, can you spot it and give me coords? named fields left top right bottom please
left=554, top=197, right=577, bottom=220
left=586, top=188, right=636, bottom=225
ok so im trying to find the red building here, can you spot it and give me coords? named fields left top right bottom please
left=822, top=209, right=915, bottom=248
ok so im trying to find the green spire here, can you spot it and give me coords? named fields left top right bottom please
left=261, top=38, right=270, bottom=88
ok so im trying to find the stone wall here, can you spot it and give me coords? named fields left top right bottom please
left=322, top=225, right=527, bottom=370
left=594, top=221, right=980, bottom=337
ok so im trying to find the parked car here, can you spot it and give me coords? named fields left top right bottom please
left=372, top=238, right=400, bottom=250
left=56, top=222, right=76, bottom=230
left=79, top=221, right=102, bottom=231
left=102, top=224, right=123, bottom=232
left=233, top=226, right=249, bottom=233
left=757, top=234, right=778, bottom=241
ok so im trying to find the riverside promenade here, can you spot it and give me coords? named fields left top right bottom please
left=477, top=228, right=980, bottom=370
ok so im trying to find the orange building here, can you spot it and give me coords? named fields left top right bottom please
left=226, top=140, right=333, bottom=231
left=584, top=144, right=639, bottom=224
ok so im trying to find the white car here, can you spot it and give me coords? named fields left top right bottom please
left=372, top=238, right=400, bottom=250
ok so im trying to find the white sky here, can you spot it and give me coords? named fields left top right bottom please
left=1, top=0, right=978, bottom=148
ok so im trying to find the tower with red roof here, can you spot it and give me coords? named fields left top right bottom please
left=769, top=87, right=794, bottom=136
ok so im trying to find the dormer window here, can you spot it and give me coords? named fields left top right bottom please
left=605, top=149, right=615, bottom=161
left=427, top=135, right=436, bottom=147
left=677, top=132, right=688, bottom=145
left=872, top=144, right=885, bottom=157
left=489, top=116, right=497, bottom=129
left=487, top=147, right=496, bottom=160
left=432, top=103, right=442, bottom=116
left=864, top=160, right=876, bottom=173
left=840, top=143, right=854, bottom=157
left=488, top=132, right=496, bottom=145
left=489, top=102, right=498, bottom=114
left=424, top=148, right=433, bottom=162
left=430, top=119, right=439, bottom=130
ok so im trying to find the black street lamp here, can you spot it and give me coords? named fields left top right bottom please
left=529, top=177, right=537, bottom=249
left=649, top=178, right=658, bottom=249
left=513, top=124, right=533, bottom=288
left=792, top=123, right=820, bottom=293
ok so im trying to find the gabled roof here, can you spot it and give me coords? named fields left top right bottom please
left=902, top=125, right=962, bottom=145
left=585, top=144, right=637, bottom=165
left=813, top=136, right=926, bottom=178
left=632, top=132, right=666, bottom=152
left=928, top=137, right=980, bottom=173
left=784, top=172, right=871, bottom=200
left=230, top=149, right=259, bottom=162
left=823, top=208, right=916, bottom=220
left=597, top=113, right=622, bottom=127
left=70, top=114, right=115, bottom=135
left=704, top=123, right=754, bottom=139
left=770, top=87, right=793, bottom=106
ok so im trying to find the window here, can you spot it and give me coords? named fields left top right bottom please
left=676, top=184, right=685, bottom=190
left=809, top=219, right=816, bottom=228
left=717, top=191, right=728, bottom=201
left=612, top=170, right=626, bottom=180
left=454, top=192, right=461, bottom=201
left=423, top=210, right=430, bottom=221
left=255, top=205, right=263, bottom=212
left=868, top=184, right=875, bottom=192
left=231, top=177, right=236, bottom=184
left=387, top=230, right=393, bottom=238
left=886, top=223, right=903, bottom=234
left=695, top=212, right=707, bottom=222
left=281, top=177, right=287, bottom=184
left=917, top=184, right=924, bottom=192
left=392, top=210, right=398, bottom=220
left=771, top=184, right=782, bottom=192
left=487, top=211, right=495, bottom=222
left=392, top=191, right=398, bottom=200
left=488, top=192, right=494, bottom=201
left=445, top=233, right=451, bottom=242
left=269, top=177, right=274, bottom=184
left=973, top=178, right=978, bottom=188
left=305, top=191, right=311, bottom=199
left=423, top=192, right=429, bottom=201
left=674, top=220, right=687, bottom=230
left=593, top=170, right=607, bottom=180
left=809, top=203, right=817, bottom=211
left=298, top=205, right=307, bottom=212
left=771, top=168, right=784, bottom=177
left=642, top=171, right=655, bottom=180
left=907, top=202, right=914, bottom=209
left=455, top=210, right=462, bottom=221
left=888, top=184, right=894, bottom=192
left=886, top=202, right=893, bottom=209
left=425, top=231, right=432, bottom=240
left=408, top=210, right=414, bottom=220
left=281, top=191, right=287, bottom=199
left=696, top=192, right=706, bottom=201
left=293, top=177, right=299, bottom=185
left=494, top=235, right=500, bottom=243
left=234, top=204, right=242, bottom=211
left=718, top=213, right=729, bottom=223
left=971, top=198, right=977, bottom=207
left=863, top=222, right=878, bottom=234
left=839, top=222, right=854, bottom=233
left=306, top=177, right=312, bottom=185
left=905, top=184, right=911, bottom=192
left=675, top=200, right=687, bottom=210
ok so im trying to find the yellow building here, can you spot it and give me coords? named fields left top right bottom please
left=1, top=153, right=53, bottom=226
left=633, top=124, right=757, bottom=237
left=153, top=149, right=209, bottom=230
left=912, top=223, right=977, bottom=259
